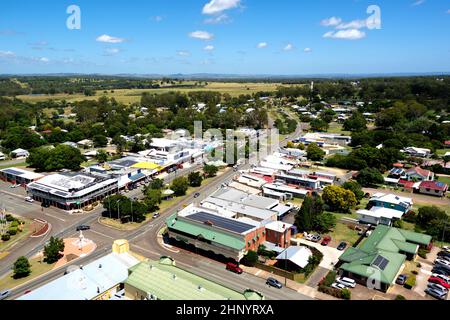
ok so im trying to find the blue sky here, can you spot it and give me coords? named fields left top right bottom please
left=0, top=0, right=449, bottom=75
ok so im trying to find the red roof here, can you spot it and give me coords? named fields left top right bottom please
left=407, top=167, right=432, bottom=178
left=445, top=141, right=450, bottom=146
left=393, top=163, right=404, bottom=168
left=399, top=180, right=415, bottom=189
left=419, top=180, right=448, bottom=191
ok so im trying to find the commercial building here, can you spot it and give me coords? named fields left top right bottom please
left=18, top=240, right=140, bottom=300
left=124, top=257, right=264, bottom=300
left=27, top=172, right=118, bottom=210
left=264, top=221, right=293, bottom=248
left=0, top=167, right=44, bottom=186
left=274, top=172, right=321, bottom=190
left=166, top=205, right=266, bottom=262
left=338, top=225, right=432, bottom=292
left=263, top=182, right=309, bottom=199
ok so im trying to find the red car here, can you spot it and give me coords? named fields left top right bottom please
left=429, top=276, right=450, bottom=289
left=226, top=262, right=243, bottom=274
left=321, top=236, right=331, bottom=246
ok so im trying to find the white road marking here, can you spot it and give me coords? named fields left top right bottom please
left=88, top=229, right=115, bottom=240
left=44, top=213, right=66, bottom=222
left=131, top=244, right=159, bottom=256
left=255, top=270, right=262, bottom=276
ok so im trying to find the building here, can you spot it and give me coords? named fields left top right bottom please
left=274, top=172, right=321, bottom=190
left=405, top=167, right=434, bottom=182
left=124, top=257, right=264, bottom=300
left=0, top=167, right=44, bottom=186
left=367, top=193, right=413, bottom=214
left=265, top=221, right=293, bottom=248
left=237, top=173, right=267, bottom=189
left=62, top=141, right=78, bottom=149
left=27, top=172, right=118, bottom=210
left=10, top=148, right=29, bottom=158
left=18, top=240, right=140, bottom=300
left=276, top=246, right=313, bottom=269
left=166, top=206, right=266, bottom=262
left=77, top=139, right=94, bottom=149
left=263, top=182, right=309, bottom=199
left=418, top=180, right=448, bottom=197
left=0, top=152, right=6, bottom=161
left=338, top=225, right=432, bottom=292
left=401, top=147, right=431, bottom=158
left=357, top=207, right=404, bottom=226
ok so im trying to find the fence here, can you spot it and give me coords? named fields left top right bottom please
left=254, top=262, right=306, bottom=282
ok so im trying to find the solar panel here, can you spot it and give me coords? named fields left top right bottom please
left=372, top=255, right=389, bottom=270
left=54, top=191, right=68, bottom=196
left=188, top=212, right=254, bottom=234
left=2, top=169, right=24, bottom=176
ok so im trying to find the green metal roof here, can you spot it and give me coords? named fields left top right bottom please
left=124, top=260, right=264, bottom=300
left=166, top=214, right=246, bottom=251
left=339, top=225, right=431, bottom=285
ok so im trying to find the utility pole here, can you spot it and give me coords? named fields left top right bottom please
left=117, top=200, right=121, bottom=223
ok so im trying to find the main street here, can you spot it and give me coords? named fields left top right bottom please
left=3, top=113, right=309, bottom=300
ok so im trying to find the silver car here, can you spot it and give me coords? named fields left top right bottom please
left=0, top=290, right=11, bottom=300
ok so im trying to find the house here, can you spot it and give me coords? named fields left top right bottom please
left=405, top=167, right=434, bottom=182
left=276, top=246, right=313, bottom=270
left=77, top=139, right=94, bottom=149
left=418, top=180, right=448, bottom=197
left=10, top=148, right=29, bottom=158
left=401, top=147, right=431, bottom=158
left=367, top=193, right=413, bottom=214
left=264, top=221, right=293, bottom=248
left=0, top=152, right=6, bottom=161
left=62, top=141, right=78, bottom=149
left=124, top=257, right=264, bottom=300
left=338, top=225, right=432, bottom=292
left=357, top=207, right=404, bottom=226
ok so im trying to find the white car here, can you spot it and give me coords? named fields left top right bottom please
left=331, top=282, right=346, bottom=290
left=336, top=277, right=356, bottom=288
left=24, top=196, right=34, bottom=203
left=305, top=234, right=315, bottom=241
left=436, top=258, right=450, bottom=267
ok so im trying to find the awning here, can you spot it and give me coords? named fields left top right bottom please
left=129, top=173, right=146, bottom=182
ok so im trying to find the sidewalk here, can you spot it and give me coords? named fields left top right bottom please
left=240, top=265, right=339, bottom=300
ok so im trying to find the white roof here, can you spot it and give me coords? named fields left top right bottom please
left=0, top=167, right=44, bottom=180
left=260, top=161, right=293, bottom=171
left=149, top=138, right=178, bottom=149
left=265, top=221, right=293, bottom=233
left=370, top=193, right=413, bottom=206
left=384, top=177, right=400, bottom=183
left=12, top=148, right=28, bottom=154
left=276, top=246, right=312, bottom=269
left=357, top=207, right=404, bottom=220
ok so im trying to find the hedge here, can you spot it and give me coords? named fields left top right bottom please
left=321, top=271, right=337, bottom=287
left=404, top=275, right=416, bottom=289
left=318, top=285, right=349, bottom=299
left=1, top=234, right=11, bottom=241
left=8, top=227, right=18, bottom=236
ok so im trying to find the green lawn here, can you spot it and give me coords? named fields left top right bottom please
left=328, top=222, right=361, bottom=245
left=437, top=175, right=450, bottom=186
left=327, top=122, right=351, bottom=136
left=0, top=162, right=27, bottom=170
left=0, top=257, right=56, bottom=291
left=0, top=217, right=33, bottom=252
left=436, top=149, right=448, bottom=157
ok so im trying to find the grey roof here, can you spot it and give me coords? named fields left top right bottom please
left=202, top=197, right=277, bottom=221
left=187, top=211, right=255, bottom=234
left=211, top=187, right=278, bottom=209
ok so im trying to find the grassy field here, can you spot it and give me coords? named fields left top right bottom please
left=16, top=82, right=282, bottom=105
left=329, top=222, right=360, bottom=245
left=0, top=217, right=34, bottom=252
left=327, top=122, right=351, bottom=136
left=0, top=257, right=56, bottom=291
left=0, top=162, right=27, bottom=170
left=437, top=175, right=450, bottom=186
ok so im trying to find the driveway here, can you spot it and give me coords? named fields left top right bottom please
left=291, top=238, right=343, bottom=270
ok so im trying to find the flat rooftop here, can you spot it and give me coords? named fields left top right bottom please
left=186, top=211, right=255, bottom=234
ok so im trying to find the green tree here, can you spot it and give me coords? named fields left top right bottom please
left=96, top=149, right=108, bottom=163
left=93, top=134, right=108, bottom=148
left=342, top=181, right=365, bottom=201
left=149, top=178, right=164, bottom=190
left=13, top=256, right=31, bottom=279
left=306, top=143, right=325, bottom=161
left=27, top=145, right=86, bottom=172
left=43, top=236, right=65, bottom=264
left=356, top=168, right=384, bottom=187
left=171, top=177, right=189, bottom=196
left=322, top=185, right=357, bottom=213
left=203, top=165, right=219, bottom=178
left=188, top=171, right=203, bottom=187
left=144, top=189, right=162, bottom=212
left=242, top=250, right=258, bottom=267
left=294, top=194, right=335, bottom=233
left=343, top=111, right=367, bottom=132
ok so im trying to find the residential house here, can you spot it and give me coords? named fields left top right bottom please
left=418, top=180, right=448, bottom=197
left=367, top=193, right=413, bottom=214
left=401, top=147, right=431, bottom=158
left=357, top=207, right=404, bottom=226
left=10, top=148, right=29, bottom=158
left=405, top=167, right=434, bottom=182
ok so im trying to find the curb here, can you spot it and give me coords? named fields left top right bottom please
left=30, top=223, right=52, bottom=238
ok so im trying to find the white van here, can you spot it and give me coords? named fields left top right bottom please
left=336, top=277, right=356, bottom=288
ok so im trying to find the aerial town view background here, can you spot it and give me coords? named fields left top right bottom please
left=0, top=0, right=450, bottom=305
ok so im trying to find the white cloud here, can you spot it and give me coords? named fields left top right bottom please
left=152, top=16, right=164, bottom=22
left=257, top=42, right=268, bottom=49
left=202, top=0, right=240, bottom=15
left=0, top=50, right=16, bottom=57
left=320, top=16, right=342, bottom=27
left=323, top=29, right=366, bottom=40
left=204, top=14, right=231, bottom=24
left=303, top=48, right=312, bottom=53
left=96, top=34, right=126, bottom=43
left=177, top=50, right=191, bottom=56
left=412, top=0, right=425, bottom=6
left=39, top=57, right=49, bottom=62
left=104, top=48, right=121, bottom=56
left=283, top=43, right=294, bottom=51
left=336, top=19, right=368, bottom=30
left=188, top=30, right=214, bottom=40
left=204, top=45, right=215, bottom=51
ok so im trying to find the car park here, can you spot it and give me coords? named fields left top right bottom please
left=76, top=225, right=90, bottom=231
left=336, top=277, right=356, bottom=288
left=321, top=236, right=331, bottom=246
left=0, top=290, right=11, bottom=300
left=331, top=282, right=346, bottom=290
left=266, top=277, right=282, bottom=289
left=428, top=276, right=450, bottom=289
left=337, top=242, right=347, bottom=251
left=396, top=274, right=408, bottom=285
left=226, top=262, right=242, bottom=274
left=425, top=287, right=447, bottom=300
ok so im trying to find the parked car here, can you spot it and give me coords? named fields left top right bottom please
left=396, top=274, right=408, bottom=285
left=0, top=290, right=11, bottom=300
left=266, top=277, right=282, bottom=289
left=24, top=196, right=34, bottom=203
left=337, top=242, right=347, bottom=251
left=435, top=258, right=450, bottom=267
left=428, top=276, right=450, bottom=289
left=438, top=250, right=450, bottom=258
left=321, top=236, right=331, bottom=246
left=432, top=267, right=450, bottom=276
left=76, top=225, right=90, bottom=231
left=427, top=282, right=448, bottom=295
left=336, top=277, right=356, bottom=288
left=226, top=262, right=242, bottom=274
left=425, top=287, right=447, bottom=300
left=432, top=273, right=450, bottom=284
left=331, top=282, right=346, bottom=290
left=305, top=234, right=315, bottom=241
left=194, top=192, right=201, bottom=198
left=152, top=212, right=160, bottom=219
left=311, top=234, right=322, bottom=242
left=438, top=255, right=450, bottom=262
